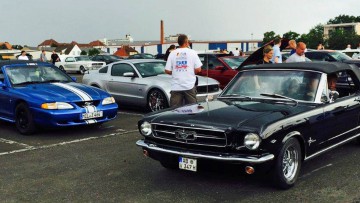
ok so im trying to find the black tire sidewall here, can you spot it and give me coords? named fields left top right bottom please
left=15, top=103, right=36, bottom=135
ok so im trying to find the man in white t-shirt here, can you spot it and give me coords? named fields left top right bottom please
left=233, top=48, right=240, bottom=56
left=165, top=34, right=202, bottom=108
left=286, top=42, right=307, bottom=63
left=18, top=51, right=29, bottom=60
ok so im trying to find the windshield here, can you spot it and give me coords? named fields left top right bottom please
left=75, top=56, right=91, bottom=61
left=221, top=57, right=246, bottom=69
left=6, top=65, right=72, bottom=86
left=104, top=55, right=120, bottom=60
left=134, top=62, right=166, bottom=77
left=221, top=70, right=322, bottom=102
left=329, top=51, right=352, bottom=61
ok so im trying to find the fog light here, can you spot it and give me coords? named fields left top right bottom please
left=245, top=166, right=255, bottom=174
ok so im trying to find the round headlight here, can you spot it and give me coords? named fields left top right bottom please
left=244, top=133, right=260, bottom=150
left=140, top=121, right=152, bottom=136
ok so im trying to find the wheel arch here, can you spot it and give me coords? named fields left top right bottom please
left=146, top=86, right=170, bottom=104
left=282, top=131, right=306, bottom=161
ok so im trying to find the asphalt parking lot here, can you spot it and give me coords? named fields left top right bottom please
left=0, top=74, right=360, bottom=202
left=1, top=107, right=360, bottom=202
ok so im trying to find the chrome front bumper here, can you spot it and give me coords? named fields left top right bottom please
left=136, top=140, right=274, bottom=164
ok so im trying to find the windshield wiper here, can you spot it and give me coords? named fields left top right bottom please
left=14, top=81, right=43, bottom=86
left=219, top=94, right=253, bottom=100
left=40, top=79, right=63, bottom=83
left=260, top=93, right=298, bottom=106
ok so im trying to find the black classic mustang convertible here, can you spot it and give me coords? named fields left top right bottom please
left=136, top=62, right=360, bottom=189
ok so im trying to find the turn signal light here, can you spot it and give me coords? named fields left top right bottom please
left=245, top=166, right=255, bottom=174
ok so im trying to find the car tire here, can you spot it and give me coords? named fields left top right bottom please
left=79, top=66, right=86, bottom=75
left=147, top=89, right=169, bottom=112
left=272, top=138, right=302, bottom=189
left=15, top=102, right=36, bottom=135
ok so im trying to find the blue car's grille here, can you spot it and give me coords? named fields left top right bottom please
left=74, top=100, right=100, bottom=108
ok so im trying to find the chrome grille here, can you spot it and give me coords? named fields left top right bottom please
left=152, top=123, right=227, bottom=147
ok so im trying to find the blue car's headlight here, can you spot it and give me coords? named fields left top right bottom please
left=41, top=102, right=74, bottom=110
left=102, top=97, right=116, bottom=105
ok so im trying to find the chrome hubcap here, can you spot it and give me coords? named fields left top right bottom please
left=282, top=146, right=298, bottom=181
left=149, top=91, right=165, bottom=111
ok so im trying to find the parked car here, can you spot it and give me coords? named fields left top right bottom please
left=305, top=50, right=352, bottom=62
left=340, top=49, right=360, bottom=59
left=82, top=59, right=221, bottom=112
left=136, top=61, right=360, bottom=189
left=0, top=60, right=118, bottom=134
left=55, top=56, right=105, bottom=74
left=198, top=55, right=247, bottom=89
left=91, top=54, right=123, bottom=65
left=127, top=53, right=155, bottom=59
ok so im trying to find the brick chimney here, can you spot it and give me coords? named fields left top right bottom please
left=160, top=20, right=164, bottom=44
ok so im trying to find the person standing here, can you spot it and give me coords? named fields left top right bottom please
left=40, top=50, right=47, bottom=62
left=164, top=44, right=176, bottom=61
left=288, top=40, right=297, bottom=55
left=51, top=51, right=60, bottom=64
left=165, top=34, right=202, bottom=108
left=345, top=44, right=351, bottom=50
left=285, top=42, right=307, bottom=63
left=257, top=45, right=273, bottom=64
left=317, top=43, right=325, bottom=50
left=271, top=38, right=282, bottom=63
left=18, top=51, right=29, bottom=60
left=233, top=48, right=240, bottom=56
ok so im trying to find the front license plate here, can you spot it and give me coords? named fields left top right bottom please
left=179, top=157, right=197, bottom=172
left=81, top=111, right=103, bottom=120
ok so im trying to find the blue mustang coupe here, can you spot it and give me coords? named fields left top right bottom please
left=0, top=60, right=118, bottom=134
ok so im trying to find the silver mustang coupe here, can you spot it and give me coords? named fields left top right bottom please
left=82, top=59, right=222, bottom=111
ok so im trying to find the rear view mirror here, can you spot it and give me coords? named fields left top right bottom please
left=71, top=76, right=77, bottom=82
left=0, top=81, right=5, bottom=88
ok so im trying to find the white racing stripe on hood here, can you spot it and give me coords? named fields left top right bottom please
left=53, top=83, right=92, bottom=101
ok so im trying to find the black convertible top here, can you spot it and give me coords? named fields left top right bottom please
left=243, top=61, right=358, bottom=74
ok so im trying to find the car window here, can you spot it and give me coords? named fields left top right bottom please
left=305, top=52, right=325, bottom=61
left=99, top=66, right=108, bottom=73
left=111, top=63, right=136, bottom=77
left=134, top=62, right=166, bottom=77
left=65, top=57, right=75, bottom=62
left=221, top=57, right=246, bottom=69
left=335, top=70, right=358, bottom=98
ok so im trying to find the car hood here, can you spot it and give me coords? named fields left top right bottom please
left=147, top=100, right=313, bottom=134
left=16, top=82, right=107, bottom=102
left=154, top=74, right=219, bottom=86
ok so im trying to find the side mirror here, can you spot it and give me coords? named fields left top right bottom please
left=123, top=72, right=135, bottom=77
left=0, top=81, right=5, bottom=88
left=71, top=76, right=77, bottom=82
left=215, top=66, right=226, bottom=71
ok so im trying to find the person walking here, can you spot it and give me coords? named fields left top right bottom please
left=40, top=50, right=47, bottom=62
left=285, top=42, right=307, bottom=63
left=165, top=34, right=202, bottom=108
left=18, top=51, right=29, bottom=60
left=271, top=38, right=282, bottom=63
left=51, top=51, right=60, bottom=64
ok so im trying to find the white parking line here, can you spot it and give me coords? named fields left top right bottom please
left=0, top=130, right=138, bottom=157
left=0, top=138, right=33, bottom=149
left=117, top=111, right=144, bottom=116
left=300, top=164, right=333, bottom=179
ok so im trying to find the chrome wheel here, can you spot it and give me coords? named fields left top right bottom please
left=80, top=66, right=86, bottom=74
left=282, top=146, right=299, bottom=181
left=147, top=89, right=168, bottom=112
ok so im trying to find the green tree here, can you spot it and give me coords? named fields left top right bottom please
left=300, top=24, right=325, bottom=49
left=328, top=29, right=360, bottom=50
left=262, top=31, right=276, bottom=44
left=88, top=48, right=100, bottom=56
left=282, top=31, right=300, bottom=41
left=80, top=50, right=87, bottom=55
left=327, top=15, right=360, bottom=24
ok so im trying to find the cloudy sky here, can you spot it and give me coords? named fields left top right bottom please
left=1, top=0, right=359, bottom=46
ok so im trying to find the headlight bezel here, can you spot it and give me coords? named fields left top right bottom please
left=102, top=97, right=115, bottom=105
left=140, top=121, right=152, bottom=136
left=244, top=133, right=261, bottom=150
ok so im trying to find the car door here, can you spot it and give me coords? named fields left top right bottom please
left=64, top=57, right=76, bottom=71
left=105, top=63, right=140, bottom=104
left=0, top=68, right=14, bottom=119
